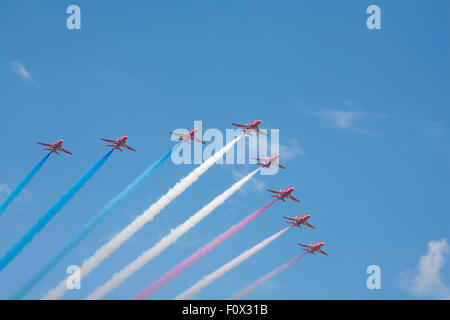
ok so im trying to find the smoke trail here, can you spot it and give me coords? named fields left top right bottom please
left=175, top=226, right=292, bottom=300
left=43, top=136, right=241, bottom=300
left=0, top=150, right=113, bottom=272
left=87, top=168, right=260, bottom=299
left=12, top=148, right=176, bottom=300
left=0, top=153, right=51, bottom=216
left=133, top=199, right=277, bottom=300
left=229, top=252, right=307, bottom=300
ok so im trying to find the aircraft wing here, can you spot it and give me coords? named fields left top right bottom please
left=289, top=195, right=301, bottom=203
left=61, top=148, right=73, bottom=155
left=169, top=131, right=188, bottom=137
left=125, top=145, right=136, bottom=152
left=305, top=222, right=316, bottom=229
left=318, top=249, right=329, bottom=256
left=266, top=189, right=281, bottom=194
left=193, top=137, right=206, bottom=144
left=38, top=142, right=54, bottom=147
left=283, top=216, right=296, bottom=221
left=232, top=123, right=251, bottom=129
left=298, top=243, right=313, bottom=249
left=256, top=129, right=268, bottom=136
left=276, top=163, right=286, bottom=169
left=101, top=138, right=117, bottom=143
left=255, top=160, right=271, bottom=167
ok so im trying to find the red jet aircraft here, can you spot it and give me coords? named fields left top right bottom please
left=170, top=128, right=205, bottom=144
left=283, top=214, right=315, bottom=229
left=232, top=119, right=267, bottom=136
left=253, top=153, right=286, bottom=169
left=298, top=241, right=328, bottom=256
left=267, top=187, right=300, bottom=203
left=38, top=139, right=72, bottom=155
left=101, top=136, right=136, bottom=152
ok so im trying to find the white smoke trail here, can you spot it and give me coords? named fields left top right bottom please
left=43, top=136, right=242, bottom=300
left=87, top=168, right=260, bottom=299
left=229, top=252, right=307, bottom=300
left=175, top=226, right=291, bottom=300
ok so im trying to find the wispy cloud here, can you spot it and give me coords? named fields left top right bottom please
left=0, top=183, right=11, bottom=202
left=398, top=238, right=450, bottom=299
left=232, top=169, right=267, bottom=194
left=11, top=61, right=32, bottom=81
left=0, top=182, right=32, bottom=211
left=302, top=107, right=386, bottom=135
left=279, top=138, right=305, bottom=160
left=248, top=134, right=304, bottom=162
left=408, top=114, right=447, bottom=151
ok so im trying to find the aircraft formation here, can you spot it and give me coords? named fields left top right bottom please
left=1, top=119, right=327, bottom=299
left=39, top=136, right=137, bottom=154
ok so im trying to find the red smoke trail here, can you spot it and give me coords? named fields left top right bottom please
left=133, top=199, right=278, bottom=300
left=229, top=252, right=308, bottom=300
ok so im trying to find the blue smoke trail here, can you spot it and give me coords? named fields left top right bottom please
left=0, top=150, right=113, bottom=273
left=0, top=153, right=51, bottom=217
left=11, top=147, right=175, bottom=299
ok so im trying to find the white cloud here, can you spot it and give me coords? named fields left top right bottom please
left=279, top=138, right=305, bottom=160
left=11, top=61, right=32, bottom=81
left=0, top=183, right=11, bottom=202
left=232, top=169, right=267, bottom=195
left=399, top=238, right=450, bottom=299
left=247, top=133, right=304, bottom=164
left=422, top=121, right=446, bottom=151
left=303, top=107, right=386, bottom=135
left=408, top=115, right=447, bottom=150
left=249, top=176, right=268, bottom=192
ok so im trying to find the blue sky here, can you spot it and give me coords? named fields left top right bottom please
left=0, top=0, right=449, bottom=299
